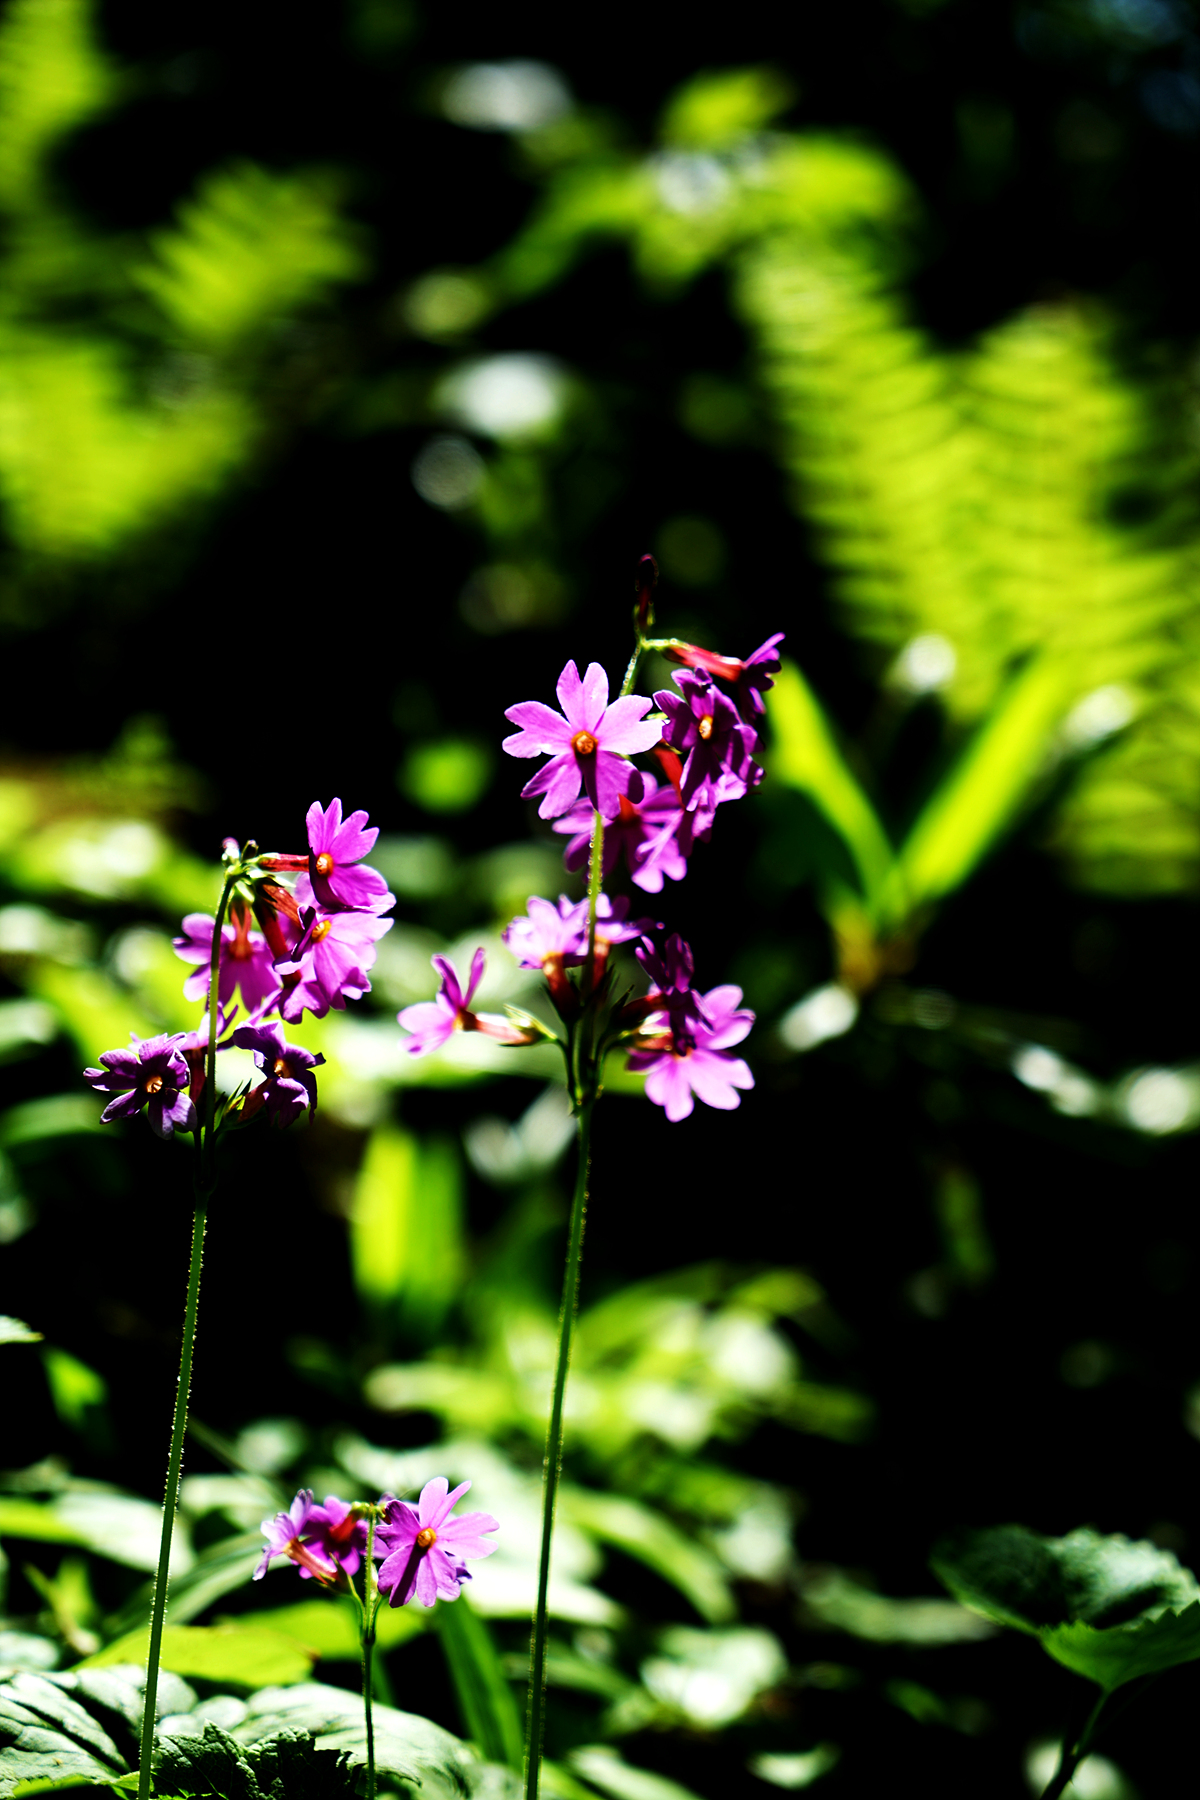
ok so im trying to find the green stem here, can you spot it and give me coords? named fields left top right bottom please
left=202, top=874, right=237, bottom=1194
left=620, top=641, right=643, bottom=697
left=524, top=1102, right=593, bottom=1800
left=584, top=811, right=605, bottom=991
left=361, top=1511, right=380, bottom=1800
left=137, top=1200, right=207, bottom=1800
left=1039, top=1691, right=1109, bottom=1800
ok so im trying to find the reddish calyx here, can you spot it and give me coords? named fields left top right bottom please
left=665, top=642, right=743, bottom=683
left=652, top=744, right=684, bottom=803
left=616, top=793, right=639, bottom=823
left=259, top=853, right=309, bottom=872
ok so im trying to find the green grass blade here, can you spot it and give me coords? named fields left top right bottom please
left=435, top=1594, right=524, bottom=1769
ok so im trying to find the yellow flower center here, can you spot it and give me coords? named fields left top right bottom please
left=315, top=852, right=334, bottom=875
left=571, top=731, right=596, bottom=756
left=273, top=1057, right=292, bottom=1079
left=697, top=715, right=714, bottom=741
left=311, top=919, right=333, bottom=943
left=416, top=1526, right=438, bottom=1549
left=144, top=1074, right=164, bottom=1095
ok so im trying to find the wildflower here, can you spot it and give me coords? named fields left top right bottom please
left=173, top=905, right=281, bottom=1014
left=232, top=1021, right=325, bottom=1126
left=171, top=1009, right=237, bottom=1103
left=275, top=900, right=393, bottom=1022
left=633, top=933, right=710, bottom=1037
left=665, top=631, right=785, bottom=719
left=375, top=1477, right=498, bottom=1608
left=654, top=669, right=761, bottom=809
left=84, top=1034, right=197, bottom=1138
left=254, top=1490, right=368, bottom=1584
left=305, top=798, right=394, bottom=913
left=503, top=659, right=661, bottom=819
left=552, top=774, right=696, bottom=892
left=627, top=984, right=755, bottom=1122
left=398, top=951, right=533, bottom=1054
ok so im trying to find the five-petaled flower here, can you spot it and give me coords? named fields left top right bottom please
left=276, top=894, right=393, bottom=1022
left=233, top=1021, right=325, bottom=1126
left=553, top=773, right=701, bottom=893
left=627, top=983, right=755, bottom=1122
left=306, top=798, right=395, bottom=914
left=503, top=660, right=661, bottom=819
left=174, top=906, right=281, bottom=1015
left=85, top=1035, right=198, bottom=1139
left=254, top=1490, right=370, bottom=1584
left=375, top=1477, right=499, bottom=1608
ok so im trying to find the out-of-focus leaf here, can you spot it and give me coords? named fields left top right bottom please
left=767, top=662, right=896, bottom=922
left=349, top=1127, right=464, bottom=1336
left=106, top=1531, right=262, bottom=1634
left=640, top=1626, right=786, bottom=1727
left=0, top=1096, right=106, bottom=1149
left=435, top=1596, right=524, bottom=1769
left=81, top=1625, right=312, bottom=1689
left=660, top=67, right=794, bottom=151
left=933, top=1525, right=1200, bottom=1690
left=0, top=1320, right=41, bottom=1347
left=0, top=0, right=113, bottom=211
left=247, top=1599, right=426, bottom=1661
left=897, top=657, right=1077, bottom=909
left=801, top=1569, right=996, bottom=1644
left=0, top=1669, right=126, bottom=1795
left=0, top=1637, right=56, bottom=1674
left=558, top=1491, right=734, bottom=1624
left=567, top=1745, right=707, bottom=1800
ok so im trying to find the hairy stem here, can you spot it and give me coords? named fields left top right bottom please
left=1040, top=1691, right=1109, bottom=1800
left=202, top=873, right=237, bottom=1193
left=524, top=1102, right=592, bottom=1800
left=361, top=1510, right=380, bottom=1800
left=137, top=1200, right=207, bottom=1800
left=585, top=810, right=605, bottom=989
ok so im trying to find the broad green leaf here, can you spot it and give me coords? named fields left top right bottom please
left=767, top=662, right=896, bottom=922
left=0, top=1669, right=126, bottom=1796
left=155, top=1722, right=356, bottom=1800
left=248, top=1598, right=426, bottom=1661
left=0, top=1501, right=85, bottom=1546
left=229, top=1682, right=484, bottom=1798
left=568, top=1745, right=707, bottom=1800
left=558, top=1491, right=734, bottom=1624
left=932, top=1524, right=1200, bottom=1690
left=801, top=1569, right=995, bottom=1644
left=0, top=1320, right=41, bottom=1347
left=896, top=657, right=1076, bottom=910
left=80, top=1624, right=313, bottom=1689
left=435, top=1597, right=524, bottom=1769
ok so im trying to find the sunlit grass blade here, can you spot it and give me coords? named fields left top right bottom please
left=435, top=1594, right=524, bottom=1770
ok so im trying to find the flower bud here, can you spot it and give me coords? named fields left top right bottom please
left=633, top=553, right=658, bottom=636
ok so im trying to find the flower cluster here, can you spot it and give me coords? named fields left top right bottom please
left=85, top=799, right=391, bottom=1135
left=398, top=616, right=780, bottom=1121
left=256, top=1478, right=499, bottom=1608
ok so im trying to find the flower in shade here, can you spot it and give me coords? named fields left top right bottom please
left=275, top=899, right=393, bottom=1023
left=306, top=798, right=395, bottom=914
left=375, top=1477, right=498, bottom=1608
left=553, top=774, right=697, bottom=893
left=174, top=907, right=281, bottom=1014
left=634, top=933, right=710, bottom=1039
left=665, top=632, right=785, bottom=719
left=627, top=984, right=755, bottom=1122
left=84, top=1034, right=197, bottom=1138
left=503, top=660, right=661, bottom=819
left=654, top=670, right=761, bottom=809
left=254, top=1490, right=369, bottom=1584
left=232, top=1021, right=325, bottom=1126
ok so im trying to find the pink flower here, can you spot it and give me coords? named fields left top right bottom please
left=627, top=984, right=755, bottom=1122
left=664, top=632, right=785, bottom=719
left=654, top=670, right=761, bottom=810
left=84, top=1035, right=197, bottom=1139
left=306, top=798, right=394, bottom=914
left=375, top=1477, right=498, bottom=1608
left=276, top=894, right=392, bottom=1023
left=503, top=660, right=661, bottom=820
left=173, top=907, right=281, bottom=1015
left=399, top=948, right=486, bottom=1055
left=254, top=1490, right=369, bottom=1585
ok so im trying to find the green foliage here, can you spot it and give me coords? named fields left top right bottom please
left=349, top=1126, right=465, bottom=1335
left=0, top=0, right=112, bottom=212
left=932, top=1524, right=1200, bottom=1690
left=435, top=1596, right=524, bottom=1769
left=156, top=1722, right=356, bottom=1800
left=82, top=1624, right=314, bottom=1689
left=659, top=67, right=795, bottom=151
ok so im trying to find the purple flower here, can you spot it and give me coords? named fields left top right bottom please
left=254, top=1490, right=368, bottom=1584
left=553, top=775, right=697, bottom=893
left=375, top=1477, right=498, bottom=1608
left=174, top=908, right=281, bottom=1014
left=276, top=896, right=392, bottom=1023
left=306, top=798, right=394, bottom=914
left=664, top=632, right=786, bottom=719
left=627, top=984, right=755, bottom=1122
left=84, top=1034, right=197, bottom=1138
left=503, top=660, right=661, bottom=820
left=504, top=895, right=657, bottom=969
left=654, top=670, right=761, bottom=810
left=634, top=933, right=710, bottom=1039
left=399, top=949, right=485, bottom=1054
left=232, top=1021, right=326, bottom=1126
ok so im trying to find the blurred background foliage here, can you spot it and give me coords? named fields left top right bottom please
left=5, top=0, right=1200, bottom=1796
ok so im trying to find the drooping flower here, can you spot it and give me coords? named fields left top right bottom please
left=375, top=1477, right=498, bottom=1608
left=627, top=984, right=755, bottom=1122
left=84, top=1034, right=197, bottom=1138
left=275, top=899, right=393, bottom=1023
left=504, top=893, right=657, bottom=1004
left=173, top=906, right=281, bottom=1015
left=305, top=799, right=394, bottom=914
left=665, top=631, right=785, bottom=719
left=232, top=1021, right=326, bottom=1126
left=503, top=660, right=661, bottom=819
left=654, top=669, right=761, bottom=809
left=634, top=933, right=710, bottom=1039
left=552, top=774, right=697, bottom=893
left=254, top=1490, right=370, bottom=1584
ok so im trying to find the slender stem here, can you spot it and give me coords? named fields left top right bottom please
left=361, top=1511, right=380, bottom=1800
left=137, top=1201, right=207, bottom=1800
left=620, top=641, right=643, bottom=698
left=524, top=1103, right=593, bottom=1800
left=584, top=811, right=605, bottom=989
left=203, top=874, right=237, bottom=1193
left=1040, top=1691, right=1109, bottom=1800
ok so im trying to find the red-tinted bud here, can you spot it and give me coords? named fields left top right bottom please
left=652, top=743, right=684, bottom=803
left=633, top=553, right=658, bottom=635
left=261, top=882, right=303, bottom=926
left=254, top=899, right=294, bottom=961
left=664, top=641, right=744, bottom=683
left=259, top=853, right=310, bottom=871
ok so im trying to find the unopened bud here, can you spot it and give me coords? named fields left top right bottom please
left=633, top=553, right=658, bottom=635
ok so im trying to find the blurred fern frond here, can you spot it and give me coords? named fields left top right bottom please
left=0, top=0, right=113, bottom=213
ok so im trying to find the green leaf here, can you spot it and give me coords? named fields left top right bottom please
left=248, top=1598, right=427, bottom=1663
left=435, top=1596, right=524, bottom=1769
left=567, top=1745, right=708, bottom=1800
left=229, top=1682, right=483, bottom=1797
left=932, top=1524, right=1200, bottom=1690
left=767, top=662, right=896, bottom=923
left=155, top=1722, right=358, bottom=1800
left=0, top=1670, right=126, bottom=1797
left=0, top=1319, right=41, bottom=1347
left=558, top=1491, right=734, bottom=1624
left=80, top=1625, right=313, bottom=1690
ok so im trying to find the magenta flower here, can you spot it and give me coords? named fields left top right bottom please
left=399, top=948, right=486, bottom=1054
left=504, top=895, right=590, bottom=971
left=665, top=632, right=785, bottom=719
left=635, top=933, right=710, bottom=1039
left=232, top=1021, right=325, bottom=1126
left=174, top=909, right=281, bottom=1014
left=553, top=774, right=697, bottom=893
left=375, top=1477, right=498, bottom=1608
left=503, top=660, right=661, bottom=819
left=84, top=1034, right=197, bottom=1138
left=654, top=670, right=761, bottom=809
left=276, top=897, right=393, bottom=1023
left=627, top=984, right=755, bottom=1122
left=306, top=798, right=394, bottom=914
left=254, top=1490, right=368, bottom=1584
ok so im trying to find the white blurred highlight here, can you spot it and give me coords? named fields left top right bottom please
left=442, top=62, right=572, bottom=132
left=779, top=984, right=858, bottom=1052
left=440, top=354, right=565, bottom=440
left=889, top=633, right=957, bottom=695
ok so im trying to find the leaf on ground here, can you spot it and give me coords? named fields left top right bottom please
left=932, top=1524, right=1200, bottom=1689
left=156, top=1722, right=357, bottom=1800
left=231, top=1682, right=479, bottom=1796
left=81, top=1624, right=313, bottom=1689
left=0, top=1670, right=127, bottom=1798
